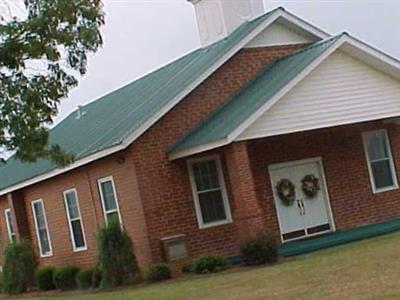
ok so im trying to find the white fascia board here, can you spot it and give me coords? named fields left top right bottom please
left=168, top=138, right=230, bottom=161
left=0, top=144, right=125, bottom=197
left=231, top=35, right=348, bottom=141
left=278, top=9, right=330, bottom=40
left=339, top=35, right=400, bottom=80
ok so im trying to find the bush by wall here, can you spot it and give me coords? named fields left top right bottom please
left=189, top=255, right=230, bottom=274
left=35, top=267, right=55, bottom=291
left=146, top=263, right=172, bottom=282
left=76, top=269, right=94, bottom=290
left=2, top=241, right=36, bottom=295
left=53, top=266, right=80, bottom=291
left=240, top=232, right=279, bottom=266
left=96, top=221, right=140, bottom=287
left=91, top=267, right=102, bottom=288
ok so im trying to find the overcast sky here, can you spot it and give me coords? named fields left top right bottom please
left=57, top=0, right=400, bottom=123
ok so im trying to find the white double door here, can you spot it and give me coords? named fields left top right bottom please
left=269, top=158, right=334, bottom=242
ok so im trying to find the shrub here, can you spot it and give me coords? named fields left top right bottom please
left=76, top=269, right=94, bottom=290
left=146, top=263, right=172, bottom=282
left=240, top=232, right=279, bottom=266
left=2, top=240, right=36, bottom=295
left=35, top=267, right=55, bottom=291
left=91, top=267, right=102, bottom=288
left=53, top=266, right=80, bottom=291
left=96, top=221, right=140, bottom=287
left=189, top=255, right=230, bottom=274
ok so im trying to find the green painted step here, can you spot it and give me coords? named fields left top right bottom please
left=279, top=219, right=400, bottom=257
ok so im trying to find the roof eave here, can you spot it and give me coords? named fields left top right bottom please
left=0, top=8, right=333, bottom=195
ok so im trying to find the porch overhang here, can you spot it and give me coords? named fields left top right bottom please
left=168, top=34, right=400, bottom=161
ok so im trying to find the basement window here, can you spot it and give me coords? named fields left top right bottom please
left=63, top=189, right=87, bottom=252
left=188, top=156, right=232, bottom=229
left=363, top=129, right=398, bottom=193
left=31, top=199, right=53, bottom=257
left=98, top=176, right=123, bottom=225
left=4, top=208, right=16, bottom=243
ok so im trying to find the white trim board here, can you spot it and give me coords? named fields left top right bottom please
left=0, top=8, right=328, bottom=197
left=169, top=34, right=400, bottom=160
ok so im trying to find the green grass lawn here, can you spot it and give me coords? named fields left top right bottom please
left=9, top=232, right=400, bottom=300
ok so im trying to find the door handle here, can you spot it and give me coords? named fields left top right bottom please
left=297, top=199, right=303, bottom=216
left=300, top=199, right=306, bottom=215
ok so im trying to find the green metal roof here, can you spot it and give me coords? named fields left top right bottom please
left=168, top=35, right=342, bottom=156
left=0, top=9, right=279, bottom=192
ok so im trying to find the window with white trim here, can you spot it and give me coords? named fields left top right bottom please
left=63, top=189, right=87, bottom=251
left=188, top=156, right=232, bottom=228
left=31, top=200, right=52, bottom=257
left=363, top=129, right=398, bottom=193
left=98, top=177, right=122, bottom=225
left=4, top=209, right=16, bottom=243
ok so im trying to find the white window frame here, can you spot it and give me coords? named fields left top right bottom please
left=97, top=176, right=123, bottom=225
left=63, top=188, right=87, bottom=252
left=31, top=199, right=53, bottom=257
left=4, top=208, right=16, bottom=242
left=187, top=155, right=232, bottom=229
left=362, top=129, right=399, bottom=194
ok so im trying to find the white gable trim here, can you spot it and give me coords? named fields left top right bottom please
left=170, top=34, right=400, bottom=160
left=121, top=8, right=328, bottom=149
left=245, top=22, right=314, bottom=48
left=0, top=8, right=330, bottom=196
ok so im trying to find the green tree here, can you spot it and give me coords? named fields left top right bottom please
left=0, top=0, right=104, bottom=165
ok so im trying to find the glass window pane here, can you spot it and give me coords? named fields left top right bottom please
left=65, top=191, right=80, bottom=219
left=6, top=211, right=15, bottom=235
left=71, top=220, right=85, bottom=248
left=367, top=132, right=388, bottom=160
left=39, top=228, right=51, bottom=254
left=193, top=160, right=220, bottom=191
left=33, top=202, right=51, bottom=255
left=198, top=190, right=226, bottom=224
left=101, top=181, right=117, bottom=211
left=106, top=211, right=120, bottom=225
left=34, top=203, right=46, bottom=229
left=371, top=160, right=394, bottom=189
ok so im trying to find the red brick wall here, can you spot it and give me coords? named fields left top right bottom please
left=0, top=44, right=306, bottom=268
left=247, top=120, right=400, bottom=234
left=0, top=195, right=11, bottom=263
left=130, top=44, right=307, bottom=264
left=9, top=152, right=151, bottom=269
